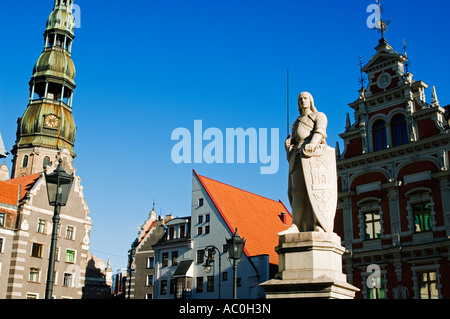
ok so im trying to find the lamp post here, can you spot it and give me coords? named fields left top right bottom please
left=44, top=159, right=74, bottom=299
left=203, top=245, right=222, bottom=299
left=226, top=228, right=245, bottom=299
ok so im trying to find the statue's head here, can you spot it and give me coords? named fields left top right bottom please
left=298, top=92, right=317, bottom=115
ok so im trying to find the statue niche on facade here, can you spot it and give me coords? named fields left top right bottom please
left=279, top=92, right=337, bottom=235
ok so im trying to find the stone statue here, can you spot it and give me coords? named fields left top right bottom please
left=279, top=92, right=337, bottom=235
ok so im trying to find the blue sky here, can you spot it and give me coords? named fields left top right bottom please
left=1, top=0, right=449, bottom=271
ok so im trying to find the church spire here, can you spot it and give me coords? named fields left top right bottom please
left=11, top=0, right=78, bottom=178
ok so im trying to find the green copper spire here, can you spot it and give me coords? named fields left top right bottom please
left=11, top=1, right=78, bottom=178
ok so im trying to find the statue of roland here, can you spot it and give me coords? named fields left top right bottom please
left=279, top=92, right=337, bottom=235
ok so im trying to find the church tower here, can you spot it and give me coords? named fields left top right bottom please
left=11, top=0, right=77, bottom=178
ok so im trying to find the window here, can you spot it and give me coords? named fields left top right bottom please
left=196, top=250, right=204, bottom=264
left=364, top=211, right=381, bottom=240
left=31, top=243, right=43, bottom=258
left=205, top=214, right=210, bottom=222
left=205, top=225, right=210, bottom=234
left=175, top=277, right=192, bottom=299
left=160, top=280, right=167, bottom=295
left=198, top=198, right=204, bottom=207
left=222, top=272, right=228, bottom=281
left=391, top=114, right=408, bottom=147
left=22, top=155, right=29, bottom=168
left=43, top=156, right=51, bottom=168
left=169, top=227, right=175, bottom=240
left=170, top=279, right=176, bottom=295
left=0, top=238, right=4, bottom=253
left=54, top=247, right=60, bottom=261
left=207, top=276, right=214, bottom=292
left=197, top=227, right=203, bottom=235
left=66, top=249, right=75, bottom=263
left=29, top=268, right=40, bottom=283
left=147, top=257, right=154, bottom=269
left=180, top=225, right=185, bottom=238
left=223, top=244, right=228, bottom=253
left=413, top=202, right=432, bottom=232
left=66, top=226, right=75, bottom=240
left=206, top=248, right=215, bottom=262
left=418, top=271, right=439, bottom=299
left=37, top=219, right=46, bottom=233
left=368, top=276, right=386, bottom=299
left=373, top=120, right=387, bottom=151
left=196, top=277, right=204, bottom=293
left=63, top=273, right=73, bottom=287
left=162, top=252, right=169, bottom=267
left=0, top=213, right=5, bottom=227
left=146, top=275, right=154, bottom=286
left=26, top=293, right=38, bottom=299
left=172, top=251, right=178, bottom=266
left=198, top=215, right=203, bottom=223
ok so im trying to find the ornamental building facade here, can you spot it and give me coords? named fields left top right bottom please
left=335, top=37, right=450, bottom=299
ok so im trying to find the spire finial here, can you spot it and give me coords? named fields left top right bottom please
left=403, top=39, right=411, bottom=73
left=358, top=56, right=367, bottom=89
left=375, top=0, right=391, bottom=41
left=432, top=86, right=439, bottom=106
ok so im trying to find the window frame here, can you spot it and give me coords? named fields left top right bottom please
left=65, top=226, right=75, bottom=240
left=37, top=219, right=46, bottom=234
left=28, top=268, right=41, bottom=283
left=162, top=252, right=169, bottom=267
left=65, top=249, right=76, bottom=264
left=373, top=120, right=388, bottom=151
left=0, top=213, right=5, bottom=227
left=391, top=114, right=408, bottom=147
left=31, top=243, right=43, bottom=258
left=63, top=272, right=73, bottom=287
left=196, top=276, right=204, bottom=293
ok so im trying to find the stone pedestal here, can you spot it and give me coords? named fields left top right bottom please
left=260, top=232, right=359, bottom=299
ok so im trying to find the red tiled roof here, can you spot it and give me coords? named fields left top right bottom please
left=1, top=173, right=41, bottom=203
left=138, top=221, right=156, bottom=243
left=194, top=171, right=291, bottom=267
left=0, top=180, right=19, bottom=206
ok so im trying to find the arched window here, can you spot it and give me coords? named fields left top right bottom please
left=373, top=120, right=387, bottom=151
left=43, top=156, right=51, bottom=168
left=391, top=114, right=408, bottom=147
left=22, top=155, right=29, bottom=168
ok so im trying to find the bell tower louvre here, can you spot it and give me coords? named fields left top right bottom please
left=11, top=0, right=77, bottom=178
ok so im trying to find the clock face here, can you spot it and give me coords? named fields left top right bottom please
left=44, top=114, right=59, bottom=128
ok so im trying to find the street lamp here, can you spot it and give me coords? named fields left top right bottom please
left=203, top=245, right=222, bottom=299
left=226, top=228, right=245, bottom=299
left=44, top=159, right=74, bottom=299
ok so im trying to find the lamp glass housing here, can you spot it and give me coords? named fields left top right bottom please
left=45, top=162, right=74, bottom=206
left=226, top=229, right=245, bottom=260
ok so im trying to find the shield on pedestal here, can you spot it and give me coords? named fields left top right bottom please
left=301, top=145, right=337, bottom=233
